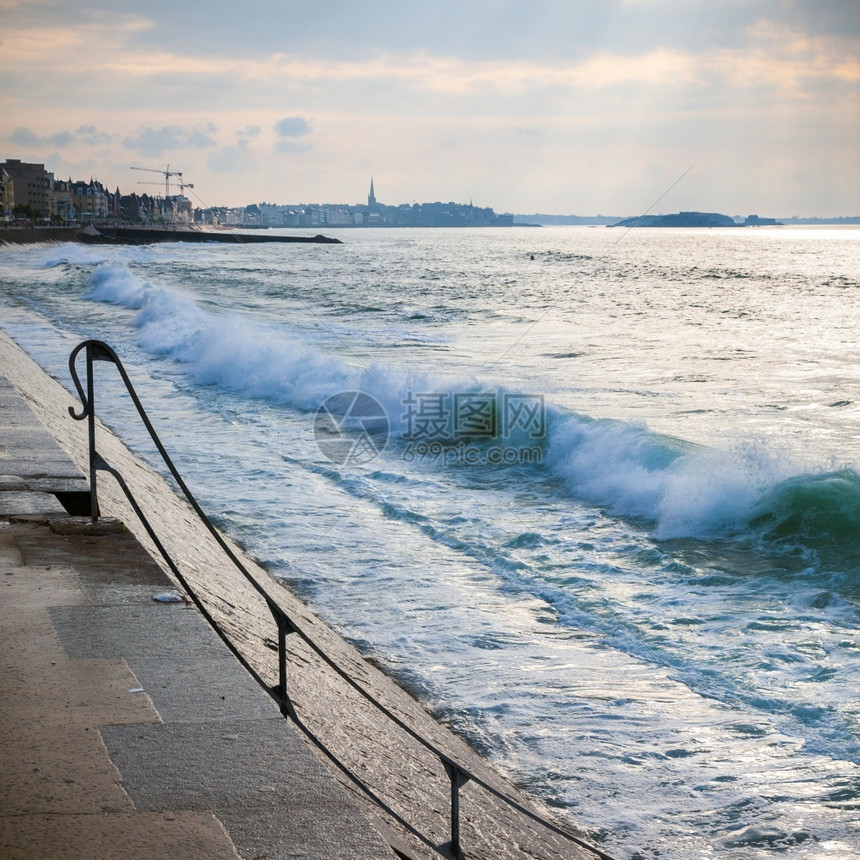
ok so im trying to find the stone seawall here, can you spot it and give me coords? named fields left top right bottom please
left=0, top=227, right=83, bottom=245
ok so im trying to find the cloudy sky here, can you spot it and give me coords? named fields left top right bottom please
left=2, top=0, right=858, bottom=215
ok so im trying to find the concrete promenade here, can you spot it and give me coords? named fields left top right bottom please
left=0, top=372, right=395, bottom=859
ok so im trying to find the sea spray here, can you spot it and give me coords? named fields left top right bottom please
left=84, top=261, right=464, bottom=419
left=86, top=261, right=154, bottom=309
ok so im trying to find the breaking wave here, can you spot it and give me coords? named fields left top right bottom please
left=85, top=261, right=859, bottom=558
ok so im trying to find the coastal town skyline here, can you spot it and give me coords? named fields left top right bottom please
left=2, top=1, right=858, bottom=217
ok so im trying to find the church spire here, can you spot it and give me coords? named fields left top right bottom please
left=368, top=177, right=376, bottom=207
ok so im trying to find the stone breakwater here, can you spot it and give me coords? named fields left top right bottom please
left=0, top=226, right=341, bottom=245
left=0, top=330, right=605, bottom=860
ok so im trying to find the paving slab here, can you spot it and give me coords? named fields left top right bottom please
left=0, top=651, right=160, bottom=728
left=0, top=475, right=26, bottom=490
left=0, top=723, right=135, bottom=816
left=0, top=811, right=242, bottom=860
left=101, top=719, right=348, bottom=810
left=101, top=720, right=393, bottom=860
left=122, top=654, right=281, bottom=723
left=0, top=491, right=67, bottom=515
left=0, top=424, right=86, bottom=479
left=15, top=527, right=170, bottom=587
left=51, top=603, right=237, bottom=661
left=218, top=807, right=397, bottom=860
left=0, top=563, right=88, bottom=614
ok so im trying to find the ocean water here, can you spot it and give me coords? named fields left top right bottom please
left=1, top=226, right=858, bottom=858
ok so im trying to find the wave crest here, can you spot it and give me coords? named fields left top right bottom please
left=84, top=262, right=858, bottom=555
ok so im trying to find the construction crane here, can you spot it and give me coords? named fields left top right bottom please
left=134, top=177, right=195, bottom=198
left=130, top=164, right=184, bottom=198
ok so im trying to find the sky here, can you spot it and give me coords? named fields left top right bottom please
left=1, top=0, right=858, bottom=216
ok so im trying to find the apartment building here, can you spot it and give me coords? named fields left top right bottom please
left=1, top=159, right=54, bottom=217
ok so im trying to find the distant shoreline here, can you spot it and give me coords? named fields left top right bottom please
left=516, top=213, right=860, bottom=227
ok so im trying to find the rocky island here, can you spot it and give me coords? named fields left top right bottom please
left=610, top=211, right=784, bottom=228
left=611, top=211, right=738, bottom=228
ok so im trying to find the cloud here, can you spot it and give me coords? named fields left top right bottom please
left=14, top=1, right=845, bottom=66
left=207, top=139, right=257, bottom=173
left=273, top=140, right=312, bottom=154
left=7, top=125, right=115, bottom=153
left=122, top=124, right=218, bottom=155
left=238, top=125, right=261, bottom=138
left=10, top=127, right=74, bottom=148
left=76, top=125, right=114, bottom=145
left=275, top=116, right=312, bottom=137
left=273, top=116, right=313, bottom=153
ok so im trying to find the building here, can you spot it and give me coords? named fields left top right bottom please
left=1, top=159, right=54, bottom=218
left=0, top=166, right=13, bottom=219
left=70, top=179, right=109, bottom=221
left=259, top=203, right=285, bottom=227
left=323, top=205, right=355, bottom=226
left=109, top=187, right=122, bottom=219
left=53, top=178, right=73, bottom=222
left=172, top=196, right=193, bottom=224
left=119, top=192, right=156, bottom=223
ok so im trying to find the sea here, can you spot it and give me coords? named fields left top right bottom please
left=1, top=225, right=858, bottom=859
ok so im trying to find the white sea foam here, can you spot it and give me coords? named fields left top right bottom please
left=84, top=261, right=824, bottom=542
left=84, top=261, right=451, bottom=417
left=87, top=261, right=153, bottom=308
left=545, top=414, right=804, bottom=538
left=33, top=242, right=157, bottom=270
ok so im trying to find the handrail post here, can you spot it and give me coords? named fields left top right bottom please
left=444, top=761, right=470, bottom=860
left=272, top=606, right=297, bottom=720
left=85, top=343, right=100, bottom=518
left=277, top=610, right=289, bottom=716
left=70, top=339, right=118, bottom=518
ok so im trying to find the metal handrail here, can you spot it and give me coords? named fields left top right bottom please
left=68, top=339, right=616, bottom=860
